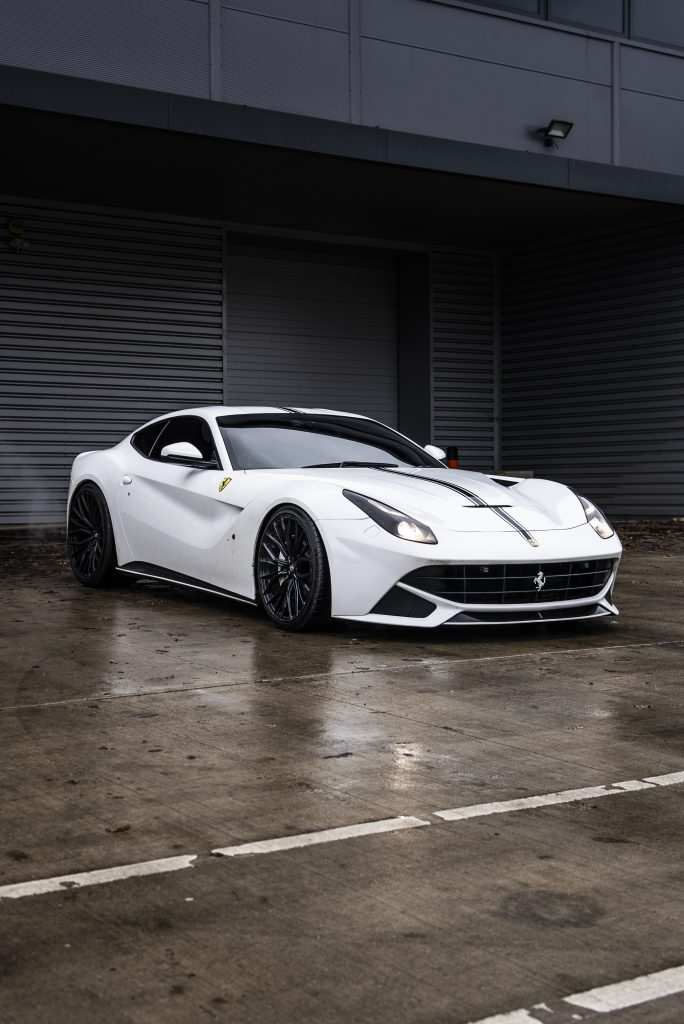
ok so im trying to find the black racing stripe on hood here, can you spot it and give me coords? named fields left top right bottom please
left=371, top=468, right=539, bottom=548
left=374, top=467, right=487, bottom=507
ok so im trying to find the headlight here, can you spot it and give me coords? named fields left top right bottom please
left=578, top=495, right=614, bottom=539
left=343, top=490, right=437, bottom=544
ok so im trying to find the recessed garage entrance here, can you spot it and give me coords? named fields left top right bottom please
left=224, top=237, right=398, bottom=425
left=0, top=202, right=401, bottom=526
left=0, top=198, right=225, bottom=526
left=0, top=103, right=682, bottom=527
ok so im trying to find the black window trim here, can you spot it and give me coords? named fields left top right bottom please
left=130, top=415, right=224, bottom=470
left=131, top=419, right=169, bottom=458
left=216, top=412, right=442, bottom=471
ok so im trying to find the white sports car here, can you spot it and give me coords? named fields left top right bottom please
left=67, top=406, right=621, bottom=630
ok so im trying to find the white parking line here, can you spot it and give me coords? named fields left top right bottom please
left=212, top=815, right=429, bottom=857
left=1, top=768, right=682, bottom=902
left=567, top=963, right=684, bottom=1012
left=0, top=854, right=197, bottom=900
left=434, top=779, right=656, bottom=821
left=468, top=964, right=684, bottom=1022
left=644, top=769, right=684, bottom=786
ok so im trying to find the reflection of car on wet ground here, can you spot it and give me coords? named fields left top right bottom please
left=66, top=406, right=621, bottom=630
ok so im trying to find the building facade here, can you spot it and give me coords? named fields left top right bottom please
left=1, top=0, right=684, bottom=523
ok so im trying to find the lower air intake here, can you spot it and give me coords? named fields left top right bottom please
left=371, top=587, right=435, bottom=618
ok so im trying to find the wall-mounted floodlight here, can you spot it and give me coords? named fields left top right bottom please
left=541, top=119, right=574, bottom=147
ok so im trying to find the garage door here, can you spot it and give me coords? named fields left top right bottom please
left=224, top=238, right=398, bottom=424
left=0, top=198, right=224, bottom=526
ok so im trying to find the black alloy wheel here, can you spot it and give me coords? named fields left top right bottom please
left=256, top=506, right=330, bottom=630
left=67, top=482, right=117, bottom=587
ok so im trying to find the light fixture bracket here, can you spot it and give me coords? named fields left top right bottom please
left=540, top=118, right=577, bottom=148
left=541, top=118, right=574, bottom=147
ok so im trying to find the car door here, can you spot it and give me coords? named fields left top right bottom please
left=117, top=415, right=243, bottom=587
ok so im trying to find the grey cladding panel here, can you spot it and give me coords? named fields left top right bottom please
left=502, top=225, right=684, bottom=517
left=363, top=0, right=611, bottom=84
left=548, top=0, right=623, bottom=32
left=222, top=9, right=349, bottom=119
left=622, top=46, right=684, bottom=102
left=0, top=200, right=223, bottom=525
left=431, top=252, right=495, bottom=470
left=0, top=0, right=210, bottom=98
left=361, top=37, right=612, bottom=161
left=222, top=1, right=348, bottom=30
left=470, top=0, right=540, bottom=12
left=224, top=241, right=398, bottom=425
left=631, top=0, right=684, bottom=49
left=621, top=90, right=684, bottom=176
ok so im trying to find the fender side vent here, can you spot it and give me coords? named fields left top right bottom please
left=371, top=587, right=435, bottom=618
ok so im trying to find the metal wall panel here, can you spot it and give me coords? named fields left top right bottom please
left=459, top=0, right=684, bottom=48
left=620, top=46, right=684, bottom=175
left=0, top=199, right=224, bottom=525
left=631, top=1, right=684, bottom=50
left=222, top=1, right=348, bottom=31
left=364, top=0, right=611, bottom=83
left=621, top=90, right=684, bottom=176
left=469, top=0, right=539, bottom=12
left=501, top=224, right=684, bottom=517
left=548, top=0, right=623, bottom=33
left=0, top=0, right=210, bottom=98
left=361, top=36, right=611, bottom=162
left=431, top=252, right=496, bottom=470
left=222, top=8, right=349, bottom=119
left=224, top=239, right=398, bottom=424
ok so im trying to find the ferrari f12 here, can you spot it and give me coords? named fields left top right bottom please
left=67, top=407, right=621, bottom=630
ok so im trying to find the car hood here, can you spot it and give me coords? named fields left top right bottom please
left=290, top=466, right=587, bottom=532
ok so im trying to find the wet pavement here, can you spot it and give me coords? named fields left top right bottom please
left=1, top=532, right=683, bottom=1023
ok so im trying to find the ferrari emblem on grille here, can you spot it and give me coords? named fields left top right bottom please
left=533, top=571, right=546, bottom=592
left=218, top=477, right=232, bottom=493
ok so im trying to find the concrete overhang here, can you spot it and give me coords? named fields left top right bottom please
left=0, top=63, right=680, bottom=246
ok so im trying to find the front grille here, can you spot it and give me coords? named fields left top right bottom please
left=402, top=559, right=616, bottom=606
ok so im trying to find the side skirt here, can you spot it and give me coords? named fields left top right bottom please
left=117, top=562, right=257, bottom=606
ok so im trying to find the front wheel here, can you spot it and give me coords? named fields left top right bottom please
left=256, top=506, right=330, bottom=630
left=67, top=482, right=117, bottom=587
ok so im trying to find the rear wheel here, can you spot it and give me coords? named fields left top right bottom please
left=67, top=482, right=117, bottom=587
left=256, top=506, right=330, bottom=630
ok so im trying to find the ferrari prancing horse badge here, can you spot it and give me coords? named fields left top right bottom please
left=218, top=477, right=232, bottom=493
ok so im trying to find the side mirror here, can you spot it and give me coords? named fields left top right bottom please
left=161, top=441, right=203, bottom=461
left=424, top=444, right=447, bottom=462
left=160, top=441, right=217, bottom=468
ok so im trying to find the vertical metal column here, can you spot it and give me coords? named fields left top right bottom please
left=208, top=0, right=222, bottom=101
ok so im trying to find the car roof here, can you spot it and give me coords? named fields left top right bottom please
left=141, top=406, right=370, bottom=425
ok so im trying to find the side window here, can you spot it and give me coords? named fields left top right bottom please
left=149, top=416, right=220, bottom=464
left=131, top=420, right=168, bottom=457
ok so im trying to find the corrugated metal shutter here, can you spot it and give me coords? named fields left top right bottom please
left=0, top=198, right=223, bottom=526
left=431, top=251, right=496, bottom=469
left=502, top=223, right=684, bottom=518
left=224, top=238, right=398, bottom=425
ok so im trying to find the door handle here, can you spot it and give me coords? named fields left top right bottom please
left=122, top=476, right=132, bottom=486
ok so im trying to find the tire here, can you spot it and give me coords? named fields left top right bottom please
left=255, top=505, right=330, bottom=631
left=67, top=482, right=117, bottom=588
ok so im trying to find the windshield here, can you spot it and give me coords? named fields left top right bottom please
left=217, top=414, right=443, bottom=470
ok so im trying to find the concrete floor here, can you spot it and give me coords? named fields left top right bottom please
left=1, top=530, right=684, bottom=1023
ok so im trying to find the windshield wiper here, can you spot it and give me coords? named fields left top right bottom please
left=302, top=461, right=399, bottom=469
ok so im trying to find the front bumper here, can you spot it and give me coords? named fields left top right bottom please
left=321, top=518, right=621, bottom=628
